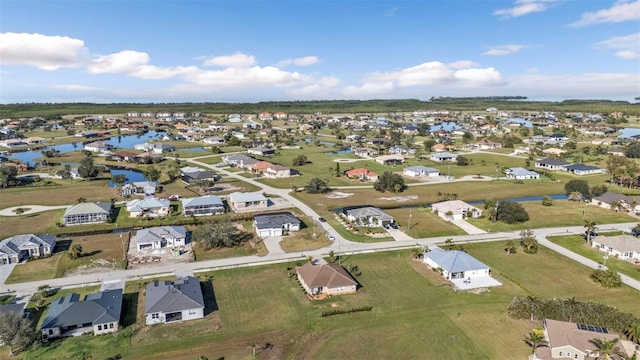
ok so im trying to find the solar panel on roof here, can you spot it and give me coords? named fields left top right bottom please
left=577, top=323, right=609, bottom=333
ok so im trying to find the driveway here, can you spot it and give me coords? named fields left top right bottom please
left=0, top=263, right=16, bottom=289
left=386, top=227, right=415, bottom=241
left=261, top=235, right=285, bottom=255
left=450, top=219, right=487, bottom=235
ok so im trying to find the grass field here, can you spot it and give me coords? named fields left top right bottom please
left=467, top=200, right=634, bottom=232
left=385, top=207, right=467, bottom=238
left=11, top=241, right=640, bottom=360
left=547, top=234, right=640, bottom=281
left=5, top=233, right=128, bottom=284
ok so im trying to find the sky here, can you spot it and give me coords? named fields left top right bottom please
left=0, top=0, right=639, bottom=103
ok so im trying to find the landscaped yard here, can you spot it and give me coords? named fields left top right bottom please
left=547, top=234, right=640, bottom=281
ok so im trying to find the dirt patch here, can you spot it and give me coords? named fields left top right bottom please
left=325, top=191, right=354, bottom=199
left=298, top=332, right=331, bottom=360
left=126, top=239, right=195, bottom=270
left=378, top=195, right=419, bottom=202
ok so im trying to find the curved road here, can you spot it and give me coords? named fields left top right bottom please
left=2, top=154, right=639, bottom=297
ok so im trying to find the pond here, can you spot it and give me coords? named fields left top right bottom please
left=107, top=168, right=148, bottom=187
left=6, top=130, right=166, bottom=165
left=324, top=149, right=352, bottom=155
left=617, top=128, right=639, bottom=139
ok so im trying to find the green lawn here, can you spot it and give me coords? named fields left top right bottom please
left=385, top=207, right=467, bottom=238
left=547, top=234, right=640, bottom=281
left=467, top=200, right=634, bottom=232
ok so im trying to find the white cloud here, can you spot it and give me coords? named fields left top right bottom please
left=483, top=44, right=527, bottom=56
left=183, top=66, right=309, bottom=88
left=343, top=82, right=395, bottom=98
left=594, top=33, right=640, bottom=60
left=0, top=32, right=87, bottom=70
left=507, top=72, right=639, bottom=99
left=52, top=84, right=105, bottom=92
left=569, top=0, right=640, bottom=27
left=278, top=56, right=320, bottom=67
left=363, top=61, right=502, bottom=87
left=448, top=60, right=480, bottom=69
left=88, top=50, right=196, bottom=79
left=202, top=52, right=256, bottom=67
left=288, top=76, right=341, bottom=97
left=494, top=0, right=560, bottom=18
left=454, top=68, right=504, bottom=85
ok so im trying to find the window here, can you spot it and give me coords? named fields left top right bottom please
left=97, top=325, right=102, bottom=330
left=151, top=313, right=159, bottom=319
left=189, top=309, right=197, bottom=316
left=574, top=355, right=578, bottom=359
left=109, top=323, right=114, bottom=329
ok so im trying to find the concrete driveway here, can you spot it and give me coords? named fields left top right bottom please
left=451, top=219, right=486, bottom=235
left=386, top=227, right=415, bottom=241
left=0, top=263, right=16, bottom=288
left=261, top=235, right=285, bottom=254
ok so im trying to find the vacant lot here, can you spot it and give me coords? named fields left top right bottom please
left=385, top=207, right=467, bottom=237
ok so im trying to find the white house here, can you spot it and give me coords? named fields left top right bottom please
left=181, top=195, right=225, bottom=216
left=505, top=167, right=540, bottom=180
left=564, top=164, right=604, bottom=176
left=535, top=158, right=570, bottom=171
left=134, top=226, right=187, bottom=251
left=591, top=235, right=640, bottom=262
left=126, top=198, right=171, bottom=218
left=431, top=200, right=482, bottom=221
left=144, top=276, right=205, bottom=325
left=429, top=152, right=457, bottom=162
left=343, top=206, right=394, bottom=227
left=84, top=141, right=113, bottom=153
left=424, top=248, right=501, bottom=289
left=403, top=166, right=440, bottom=177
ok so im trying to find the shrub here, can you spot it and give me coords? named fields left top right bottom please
left=590, top=268, right=622, bottom=288
left=321, top=306, right=373, bottom=317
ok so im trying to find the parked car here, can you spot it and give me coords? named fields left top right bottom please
left=168, top=194, right=180, bottom=201
left=318, top=217, right=326, bottom=222
left=328, top=235, right=335, bottom=241
left=390, top=223, right=399, bottom=229
left=383, top=224, right=390, bottom=229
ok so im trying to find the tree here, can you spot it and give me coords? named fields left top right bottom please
left=565, top=180, right=590, bottom=197
left=569, top=191, right=583, bottom=202
left=373, top=171, right=406, bottom=193
left=0, top=311, right=35, bottom=356
left=14, top=207, right=26, bottom=219
left=524, top=331, right=548, bottom=355
left=541, top=195, right=553, bottom=206
left=624, top=142, right=640, bottom=158
left=78, top=155, right=100, bottom=179
left=496, top=201, right=529, bottom=224
left=305, top=178, right=331, bottom=194
left=111, top=174, right=128, bottom=194
left=143, top=165, right=161, bottom=182
left=590, top=269, right=622, bottom=288
left=334, top=162, right=341, bottom=177
left=504, top=240, right=517, bottom=254
left=67, top=243, right=83, bottom=259
left=584, top=220, right=598, bottom=244
left=589, top=337, right=622, bottom=360
left=423, top=139, right=436, bottom=152
left=193, top=218, right=250, bottom=249
left=456, top=155, right=470, bottom=166
left=0, top=166, right=18, bottom=188
left=624, top=323, right=640, bottom=344
left=462, top=132, right=474, bottom=144
left=519, top=229, right=538, bottom=254
left=292, top=154, right=308, bottom=166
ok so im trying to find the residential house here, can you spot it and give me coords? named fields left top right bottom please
left=431, top=143, right=455, bottom=152
left=109, top=151, right=139, bottom=162
left=258, top=112, right=272, bottom=121
left=144, top=276, right=205, bottom=325
left=121, top=181, right=159, bottom=197
left=591, top=235, right=640, bottom=262
left=375, top=154, right=404, bottom=165
left=424, top=248, right=501, bottom=288
left=126, top=197, right=171, bottom=218
left=0, top=303, right=25, bottom=319
left=40, top=288, right=123, bottom=339
left=228, top=114, right=242, bottom=122
left=152, top=143, right=176, bottom=154
left=353, top=147, right=378, bottom=157
left=388, top=145, right=416, bottom=155
left=84, top=141, right=113, bottom=153
left=228, top=192, right=269, bottom=211
left=590, top=191, right=638, bottom=212
left=345, top=168, right=378, bottom=181
left=247, top=146, right=275, bottom=156
left=181, top=195, right=225, bottom=216
left=222, top=154, right=259, bottom=169
left=62, top=202, right=112, bottom=226
left=0, top=234, right=56, bottom=265
left=26, top=136, right=47, bottom=145
left=535, top=158, right=570, bottom=171
left=403, top=166, right=440, bottom=177
left=266, top=164, right=297, bottom=178
left=274, top=111, right=288, bottom=119
left=608, top=147, right=626, bottom=157
left=473, top=140, right=502, bottom=150
left=135, top=226, right=187, bottom=251
left=542, top=147, right=567, bottom=156
left=202, top=137, right=225, bottom=145
left=430, top=152, right=457, bottom=162
left=343, top=206, right=394, bottom=227
left=253, top=212, right=301, bottom=238
left=505, top=167, right=540, bottom=180
left=181, top=170, right=218, bottom=185
left=431, top=200, right=482, bottom=221
left=536, top=318, right=637, bottom=360
left=296, top=262, right=358, bottom=298
left=564, top=164, right=604, bottom=176
left=243, top=121, right=262, bottom=130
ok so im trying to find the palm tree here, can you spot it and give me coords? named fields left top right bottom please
left=584, top=220, right=598, bottom=244
left=67, top=244, right=83, bottom=259
left=624, top=322, right=640, bottom=344
left=564, top=296, right=580, bottom=323
left=524, top=331, right=548, bottom=355
left=590, top=337, right=622, bottom=360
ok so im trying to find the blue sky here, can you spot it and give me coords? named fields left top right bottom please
left=0, top=0, right=638, bottom=103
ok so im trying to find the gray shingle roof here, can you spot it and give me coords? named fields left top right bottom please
left=592, top=191, right=634, bottom=205
left=144, top=276, right=205, bottom=314
left=536, top=158, right=570, bottom=166
left=254, top=212, right=301, bottom=230
left=63, top=202, right=111, bottom=216
left=564, top=163, right=600, bottom=172
left=181, top=195, right=223, bottom=208
left=344, top=206, right=394, bottom=221
left=0, top=234, right=56, bottom=256
left=135, top=226, right=186, bottom=245
left=229, top=191, right=268, bottom=203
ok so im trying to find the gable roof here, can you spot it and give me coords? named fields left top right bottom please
left=145, top=276, right=205, bottom=314
left=431, top=200, right=481, bottom=215
left=535, top=158, right=570, bottom=166
left=564, top=163, right=601, bottom=172
left=254, top=212, right=301, bottom=230
left=63, top=202, right=112, bottom=217
left=126, top=197, right=170, bottom=211
left=296, top=262, right=358, bottom=289
left=544, top=319, right=622, bottom=356
left=229, top=191, right=268, bottom=203
left=344, top=206, right=393, bottom=220
left=425, top=248, right=489, bottom=273
left=345, top=168, right=378, bottom=177
left=506, top=167, right=539, bottom=177
left=41, top=289, right=123, bottom=330
left=182, top=170, right=217, bottom=180
left=135, top=226, right=187, bottom=245
left=404, top=165, right=439, bottom=173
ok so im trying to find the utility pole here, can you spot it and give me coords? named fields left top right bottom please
left=408, top=208, right=412, bottom=230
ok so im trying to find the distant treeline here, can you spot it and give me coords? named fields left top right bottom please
left=430, top=96, right=528, bottom=101
left=1, top=98, right=639, bottom=117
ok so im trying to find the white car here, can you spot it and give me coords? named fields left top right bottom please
left=328, top=235, right=336, bottom=241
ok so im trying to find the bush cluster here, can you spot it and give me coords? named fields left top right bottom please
left=321, top=306, right=373, bottom=317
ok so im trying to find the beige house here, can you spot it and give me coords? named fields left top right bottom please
left=431, top=200, right=482, bottom=221
left=228, top=191, right=269, bottom=211
left=590, top=191, right=639, bottom=212
left=591, top=235, right=640, bottom=262
left=296, top=262, right=358, bottom=299
left=535, top=318, right=637, bottom=360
